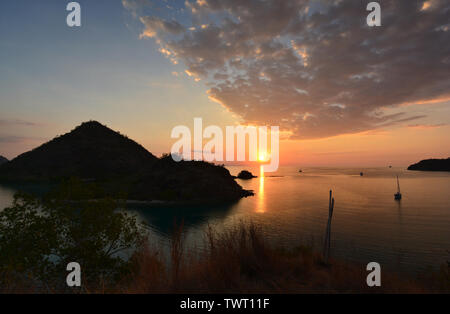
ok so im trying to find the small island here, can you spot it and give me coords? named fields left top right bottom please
left=236, top=170, right=257, bottom=180
left=407, top=158, right=450, bottom=172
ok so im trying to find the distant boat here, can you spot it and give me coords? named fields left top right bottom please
left=298, top=169, right=303, bottom=173
left=360, top=172, right=363, bottom=176
left=394, top=175, right=402, bottom=200
left=389, top=165, right=392, bottom=168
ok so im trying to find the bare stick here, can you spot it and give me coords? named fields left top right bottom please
left=323, top=190, right=335, bottom=263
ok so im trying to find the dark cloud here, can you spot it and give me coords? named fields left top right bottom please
left=127, top=0, right=450, bottom=139
left=140, top=16, right=185, bottom=38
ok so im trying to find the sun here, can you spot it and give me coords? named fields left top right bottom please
left=258, top=152, right=268, bottom=162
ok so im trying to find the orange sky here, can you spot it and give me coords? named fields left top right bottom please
left=1, top=1, right=449, bottom=167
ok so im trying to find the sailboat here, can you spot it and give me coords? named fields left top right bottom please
left=394, top=175, right=402, bottom=200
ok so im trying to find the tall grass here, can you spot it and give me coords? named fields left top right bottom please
left=2, top=222, right=448, bottom=293
left=121, top=222, right=436, bottom=294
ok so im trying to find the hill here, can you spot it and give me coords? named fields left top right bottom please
left=0, top=121, right=157, bottom=181
left=0, top=156, right=7, bottom=166
left=129, top=155, right=252, bottom=202
left=0, top=121, right=251, bottom=202
left=407, top=158, right=450, bottom=172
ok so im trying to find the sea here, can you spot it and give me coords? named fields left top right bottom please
left=1, top=166, right=449, bottom=274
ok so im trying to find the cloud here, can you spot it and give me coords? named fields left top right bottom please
left=0, top=135, right=45, bottom=144
left=0, top=119, right=41, bottom=127
left=125, top=0, right=450, bottom=139
left=122, top=0, right=153, bottom=16
left=139, top=16, right=185, bottom=38
left=407, top=123, right=448, bottom=129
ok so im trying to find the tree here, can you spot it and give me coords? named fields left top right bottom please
left=0, top=180, right=147, bottom=290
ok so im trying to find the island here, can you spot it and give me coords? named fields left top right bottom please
left=236, top=170, right=257, bottom=180
left=0, top=121, right=253, bottom=202
left=407, top=158, right=450, bottom=172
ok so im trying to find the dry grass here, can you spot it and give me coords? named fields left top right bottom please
left=119, top=222, right=440, bottom=294
left=2, top=222, right=448, bottom=294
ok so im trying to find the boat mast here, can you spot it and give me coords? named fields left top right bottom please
left=396, top=175, right=401, bottom=193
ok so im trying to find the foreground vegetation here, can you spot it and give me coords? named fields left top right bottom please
left=122, top=223, right=449, bottom=294
left=0, top=182, right=449, bottom=293
left=0, top=188, right=147, bottom=292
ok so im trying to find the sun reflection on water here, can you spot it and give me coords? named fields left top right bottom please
left=257, top=165, right=265, bottom=213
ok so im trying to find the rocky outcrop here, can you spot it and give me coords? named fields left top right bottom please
left=236, top=170, right=257, bottom=180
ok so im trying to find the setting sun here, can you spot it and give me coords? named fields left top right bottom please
left=258, top=152, right=268, bottom=162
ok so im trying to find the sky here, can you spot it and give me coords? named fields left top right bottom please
left=0, top=0, right=449, bottom=166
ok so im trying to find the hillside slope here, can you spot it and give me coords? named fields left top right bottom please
left=407, top=158, right=450, bottom=172
left=0, top=121, right=157, bottom=181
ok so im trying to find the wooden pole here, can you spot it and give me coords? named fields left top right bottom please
left=323, top=190, right=335, bottom=263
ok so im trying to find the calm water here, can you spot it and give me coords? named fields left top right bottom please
left=1, top=167, right=449, bottom=274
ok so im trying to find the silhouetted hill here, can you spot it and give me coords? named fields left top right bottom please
left=0, top=121, right=157, bottom=181
left=407, top=158, right=450, bottom=172
left=130, top=156, right=252, bottom=202
left=0, top=121, right=251, bottom=202
left=0, top=156, right=8, bottom=166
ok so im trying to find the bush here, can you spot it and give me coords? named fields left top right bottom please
left=0, top=184, right=146, bottom=291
